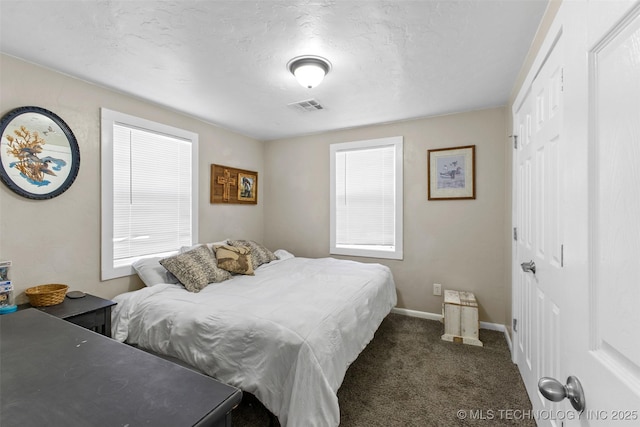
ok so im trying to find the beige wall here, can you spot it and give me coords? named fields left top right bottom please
left=0, top=54, right=264, bottom=303
left=1, top=54, right=511, bottom=325
left=264, top=108, right=509, bottom=324
left=2, top=18, right=560, bottom=326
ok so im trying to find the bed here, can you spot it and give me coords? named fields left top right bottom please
left=111, top=246, right=397, bottom=427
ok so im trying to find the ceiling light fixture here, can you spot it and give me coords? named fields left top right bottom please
left=287, top=55, right=331, bottom=89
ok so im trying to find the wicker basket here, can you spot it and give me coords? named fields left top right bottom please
left=25, top=284, right=68, bottom=307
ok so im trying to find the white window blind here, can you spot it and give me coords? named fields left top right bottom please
left=335, top=146, right=395, bottom=246
left=330, top=136, right=403, bottom=260
left=112, top=125, right=192, bottom=262
left=101, top=109, right=198, bottom=280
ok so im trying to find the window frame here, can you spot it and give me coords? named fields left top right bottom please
left=329, top=136, right=403, bottom=260
left=100, top=108, right=198, bottom=280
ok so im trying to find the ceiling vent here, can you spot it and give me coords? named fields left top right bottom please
left=288, top=99, right=325, bottom=112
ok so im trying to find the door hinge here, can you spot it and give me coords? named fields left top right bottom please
left=513, top=318, right=518, bottom=332
left=561, top=68, right=564, bottom=92
left=513, top=135, right=518, bottom=149
left=513, top=227, right=518, bottom=241
left=561, top=244, right=564, bottom=267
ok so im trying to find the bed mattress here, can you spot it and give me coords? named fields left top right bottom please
left=111, top=255, right=397, bottom=427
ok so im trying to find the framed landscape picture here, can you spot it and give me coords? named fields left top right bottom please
left=427, top=145, right=475, bottom=200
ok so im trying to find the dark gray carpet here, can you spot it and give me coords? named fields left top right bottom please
left=232, top=313, right=535, bottom=426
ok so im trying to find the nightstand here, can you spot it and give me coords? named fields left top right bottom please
left=19, top=294, right=116, bottom=337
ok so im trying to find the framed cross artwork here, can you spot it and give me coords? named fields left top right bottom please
left=210, top=164, right=258, bottom=204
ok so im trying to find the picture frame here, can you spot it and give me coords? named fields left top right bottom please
left=0, top=106, right=80, bottom=200
left=210, top=164, right=258, bottom=205
left=237, top=172, right=257, bottom=202
left=427, top=145, right=475, bottom=200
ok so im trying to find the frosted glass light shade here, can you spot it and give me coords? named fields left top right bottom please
left=294, top=64, right=326, bottom=88
left=288, top=56, right=331, bottom=89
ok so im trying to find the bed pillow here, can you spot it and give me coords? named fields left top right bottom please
left=209, top=239, right=230, bottom=248
left=180, top=239, right=229, bottom=254
left=274, top=249, right=295, bottom=261
left=228, top=240, right=277, bottom=269
left=214, top=244, right=255, bottom=275
left=160, top=245, right=231, bottom=292
left=132, top=257, right=180, bottom=287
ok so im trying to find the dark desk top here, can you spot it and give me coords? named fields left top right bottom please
left=0, top=309, right=242, bottom=427
left=18, top=294, right=116, bottom=318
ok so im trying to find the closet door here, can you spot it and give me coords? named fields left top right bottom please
left=513, top=34, right=565, bottom=426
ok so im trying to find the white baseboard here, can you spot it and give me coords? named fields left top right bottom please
left=480, top=321, right=505, bottom=332
left=391, top=307, right=442, bottom=322
left=391, top=307, right=511, bottom=352
left=503, top=327, right=513, bottom=353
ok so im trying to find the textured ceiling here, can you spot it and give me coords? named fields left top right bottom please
left=0, top=1, right=548, bottom=141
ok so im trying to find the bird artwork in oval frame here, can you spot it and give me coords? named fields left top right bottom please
left=427, top=145, right=475, bottom=200
left=0, top=106, right=80, bottom=200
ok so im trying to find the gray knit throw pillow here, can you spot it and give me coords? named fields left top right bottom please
left=160, top=245, right=231, bottom=292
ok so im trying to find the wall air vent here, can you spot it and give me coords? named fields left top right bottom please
left=287, top=99, right=325, bottom=112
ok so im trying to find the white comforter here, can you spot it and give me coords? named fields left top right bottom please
left=111, top=255, right=397, bottom=427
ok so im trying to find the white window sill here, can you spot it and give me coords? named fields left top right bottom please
left=331, top=245, right=403, bottom=260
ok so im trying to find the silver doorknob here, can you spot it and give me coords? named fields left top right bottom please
left=538, top=376, right=586, bottom=413
left=521, top=260, right=536, bottom=275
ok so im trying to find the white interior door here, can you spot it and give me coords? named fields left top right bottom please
left=513, top=33, right=565, bottom=427
left=514, top=1, right=640, bottom=425
left=563, top=0, right=640, bottom=424
left=513, top=86, right=535, bottom=399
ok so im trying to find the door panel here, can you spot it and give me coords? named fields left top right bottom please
left=513, top=1, right=640, bottom=424
left=532, top=37, right=565, bottom=425
left=591, top=1, right=640, bottom=375
left=513, top=35, right=565, bottom=426
left=581, top=0, right=640, bottom=419
left=514, top=89, right=535, bottom=399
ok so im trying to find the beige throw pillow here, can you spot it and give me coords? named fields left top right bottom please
left=228, top=240, right=277, bottom=269
left=214, top=244, right=255, bottom=275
